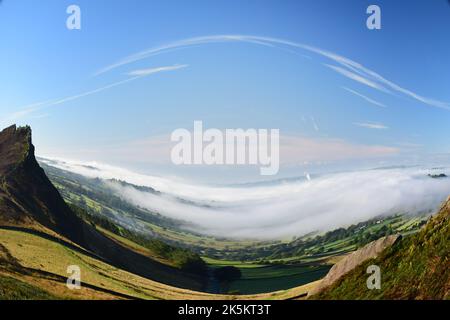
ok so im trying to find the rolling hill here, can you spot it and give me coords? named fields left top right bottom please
left=313, top=197, right=449, bottom=299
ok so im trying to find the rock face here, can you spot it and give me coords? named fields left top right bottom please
left=0, top=125, right=32, bottom=175
left=309, top=234, right=401, bottom=296
left=0, top=125, right=83, bottom=231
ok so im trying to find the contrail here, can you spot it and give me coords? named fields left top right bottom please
left=95, top=34, right=450, bottom=110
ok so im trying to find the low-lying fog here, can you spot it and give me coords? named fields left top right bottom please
left=40, top=157, right=450, bottom=239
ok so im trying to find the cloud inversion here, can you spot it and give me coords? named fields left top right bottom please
left=41, top=157, right=450, bottom=239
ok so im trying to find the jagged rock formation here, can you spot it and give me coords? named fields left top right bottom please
left=0, top=125, right=90, bottom=238
left=309, top=235, right=401, bottom=296
left=0, top=125, right=204, bottom=290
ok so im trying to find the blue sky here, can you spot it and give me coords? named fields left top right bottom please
left=1, top=0, right=450, bottom=181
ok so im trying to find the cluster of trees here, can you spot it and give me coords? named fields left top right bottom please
left=205, top=217, right=414, bottom=262
left=271, top=220, right=396, bottom=258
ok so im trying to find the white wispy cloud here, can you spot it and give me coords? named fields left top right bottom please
left=325, top=64, right=389, bottom=92
left=3, top=100, right=53, bottom=122
left=342, top=87, right=387, bottom=108
left=7, top=65, right=188, bottom=121
left=95, top=35, right=450, bottom=110
left=127, top=64, right=188, bottom=76
left=48, top=76, right=141, bottom=106
left=354, top=122, right=389, bottom=130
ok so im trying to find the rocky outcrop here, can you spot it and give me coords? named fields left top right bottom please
left=309, top=234, right=401, bottom=296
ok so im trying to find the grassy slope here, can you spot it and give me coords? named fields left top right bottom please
left=204, top=256, right=330, bottom=295
left=96, top=226, right=176, bottom=267
left=315, top=199, right=450, bottom=300
left=0, top=275, right=57, bottom=300
left=0, top=229, right=317, bottom=300
left=228, top=265, right=330, bottom=295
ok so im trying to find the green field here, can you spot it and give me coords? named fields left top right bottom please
left=202, top=257, right=266, bottom=268
left=229, top=265, right=330, bottom=295
left=204, top=258, right=331, bottom=295
left=0, top=275, right=58, bottom=300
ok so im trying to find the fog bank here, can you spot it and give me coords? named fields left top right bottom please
left=41, top=157, right=450, bottom=239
